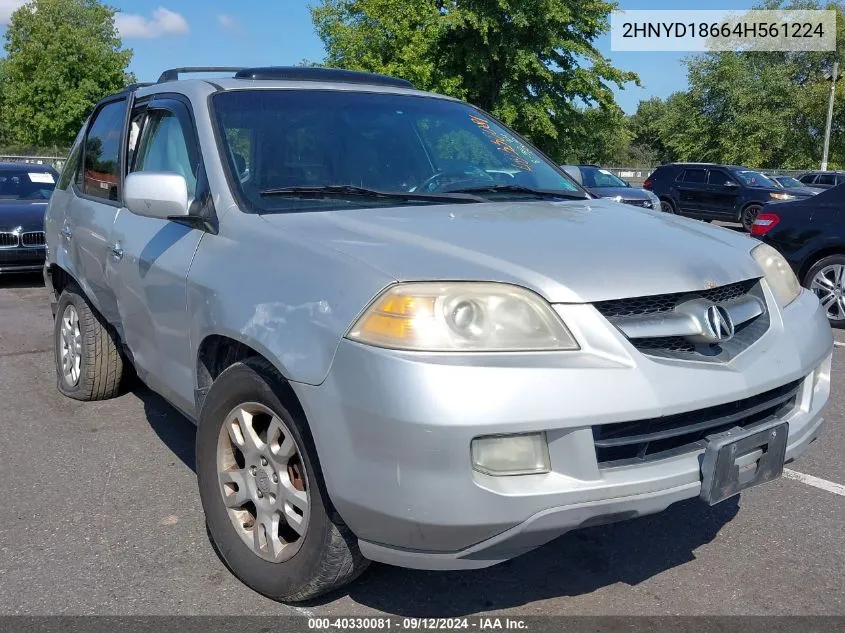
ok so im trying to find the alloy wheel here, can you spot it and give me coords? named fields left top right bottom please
left=59, top=304, right=82, bottom=386
left=811, top=264, right=845, bottom=321
left=217, top=402, right=310, bottom=562
left=742, top=205, right=761, bottom=231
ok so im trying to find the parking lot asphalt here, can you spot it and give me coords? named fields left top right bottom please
left=0, top=274, right=843, bottom=616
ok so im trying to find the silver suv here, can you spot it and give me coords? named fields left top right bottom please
left=44, top=67, right=834, bottom=602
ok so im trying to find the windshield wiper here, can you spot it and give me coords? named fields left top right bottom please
left=260, top=185, right=484, bottom=203
left=445, top=184, right=589, bottom=200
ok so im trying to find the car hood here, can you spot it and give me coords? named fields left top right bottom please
left=587, top=186, right=650, bottom=200
left=0, top=202, right=48, bottom=231
left=781, top=186, right=819, bottom=197
left=262, top=199, right=763, bottom=303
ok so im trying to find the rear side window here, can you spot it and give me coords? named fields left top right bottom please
left=83, top=99, right=127, bottom=202
left=799, top=173, right=817, bottom=184
left=817, top=174, right=836, bottom=186
left=646, top=166, right=671, bottom=182
left=681, top=169, right=707, bottom=184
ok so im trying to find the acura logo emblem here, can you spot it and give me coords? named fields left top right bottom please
left=705, top=305, right=735, bottom=343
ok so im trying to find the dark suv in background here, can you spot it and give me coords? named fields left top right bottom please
left=644, top=163, right=815, bottom=230
left=798, top=171, right=845, bottom=189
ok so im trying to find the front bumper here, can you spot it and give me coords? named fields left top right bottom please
left=0, top=246, right=45, bottom=274
left=293, top=288, right=833, bottom=570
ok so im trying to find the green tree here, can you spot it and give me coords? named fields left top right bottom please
left=641, top=0, right=845, bottom=169
left=0, top=58, right=9, bottom=147
left=627, top=97, right=674, bottom=165
left=556, top=105, right=632, bottom=165
left=311, top=0, right=639, bottom=157
left=1, top=0, right=133, bottom=149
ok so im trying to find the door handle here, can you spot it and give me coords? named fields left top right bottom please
left=111, top=244, right=124, bottom=260
left=60, top=226, right=72, bottom=239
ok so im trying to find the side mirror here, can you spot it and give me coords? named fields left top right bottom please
left=124, top=172, right=189, bottom=220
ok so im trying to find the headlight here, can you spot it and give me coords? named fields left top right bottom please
left=347, top=282, right=579, bottom=351
left=645, top=191, right=660, bottom=208
left=751, top=243, right=801, bottom=308
left=769, top=192, right=795, bottom=201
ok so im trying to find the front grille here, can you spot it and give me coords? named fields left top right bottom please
left=21, top=231, right=45, bottom=247
left=623, top=199, right=651, bottom=208
left=0, top=232, right=19, bottom=248
left=630, top=336, right=695, bottom=353
left=595, top=279, right=758, bottom=320
left=594, top=278, right=767, bottom=360
left=593, top=379, right=801, bottom=466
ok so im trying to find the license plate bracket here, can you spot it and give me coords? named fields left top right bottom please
left=700, top=419, right=789, bottom=506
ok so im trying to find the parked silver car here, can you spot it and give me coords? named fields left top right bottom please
left=44, top=67, right=833, bottom=602
left=560, top=164, right=660, bottom=209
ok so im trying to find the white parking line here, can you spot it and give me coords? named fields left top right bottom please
left=833, top=341, right=845, bottom=348
left=783, top=468, right=845, bottom=497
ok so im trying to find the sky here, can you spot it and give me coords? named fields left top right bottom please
left=0, top=0, right=760, bottom=114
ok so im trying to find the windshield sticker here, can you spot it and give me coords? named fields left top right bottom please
left=599, top=169, right=614, bottom=175
left=468, top=114, right=534, bottom=172
left=28, top=172, right=55, bottom=184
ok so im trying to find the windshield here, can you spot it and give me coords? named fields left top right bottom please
left=212, top=90, right=585, bottom=212
left=0, top=169, right=56, bottom=201
left=775, top=176, right=803, bottom=188
left=734, top=170, right=778, bottom=188
left=579, top=166, right=628, bottom=188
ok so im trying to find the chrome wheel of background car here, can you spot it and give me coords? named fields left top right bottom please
left=217, top=402, right=310, bottom=563
left=59, top=304, right=82, bottom=386
left=741, top=205, right=762, bottom=231
left=811, top=264, right=845, bottom=321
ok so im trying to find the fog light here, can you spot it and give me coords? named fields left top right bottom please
left=471, top=433, right=550, bottom=476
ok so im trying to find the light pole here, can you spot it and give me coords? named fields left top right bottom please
left=821, top=60, right=839, bottom=171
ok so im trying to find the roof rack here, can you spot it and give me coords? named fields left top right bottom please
left=157, top=67, right=247, bottom=83
left=123, top=82, right=154, bottom=92
left=233, top=67, right=414, bottom=88
left=155, top=66, right=415, bottom=88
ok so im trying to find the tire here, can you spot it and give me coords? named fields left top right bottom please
left=804, top=254, right=845, bottom=328
left=196, top=357, right=368, bottom=602
left=660, top=198, right=677, bottom=214
left=740, top=204, right=762, bottom=231
left=54, top=286, right=125, bottom=401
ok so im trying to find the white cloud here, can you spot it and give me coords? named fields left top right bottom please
left=116, top=7, right=189, bottom=39
left=217, top=14, right=238, bottom=31
left=0, top=0, right=27, bottom=25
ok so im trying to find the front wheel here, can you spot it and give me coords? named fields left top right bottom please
left=740, top=204, right=762, bottom=231
left=197, top=357, right=368, bottom=602
left=805, top=254, right=845, bottom=328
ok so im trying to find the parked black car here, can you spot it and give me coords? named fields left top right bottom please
left=0, top=162, right=58, bottom=274
left=797, top=171, right=845, bottom=189
left=560, top=165, right=660, bottom=209
left=752, top=184, right=845, bottom=326
left=643, top=163, right=815, bottom=230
